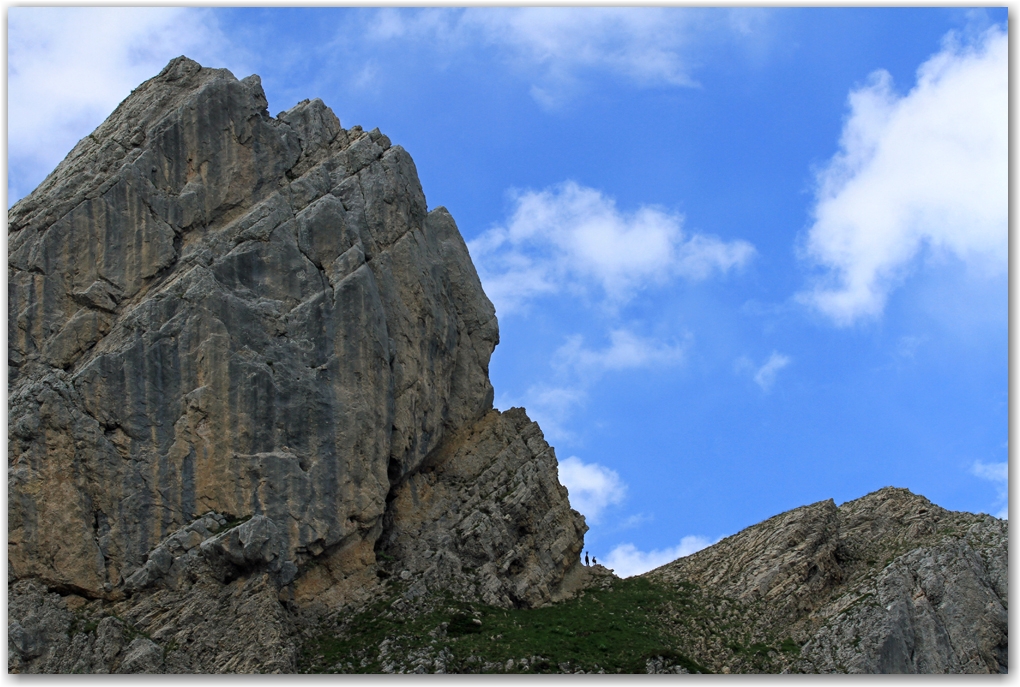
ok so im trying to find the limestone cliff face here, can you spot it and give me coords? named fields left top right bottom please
left=377, top=408, right=588, bottom=609
left=646, top=488, right=1007, bottom=674
left=8, top=54, right=585, bottom=667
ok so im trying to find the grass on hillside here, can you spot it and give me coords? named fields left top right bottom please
left=299, top=576, right=712, bottom=674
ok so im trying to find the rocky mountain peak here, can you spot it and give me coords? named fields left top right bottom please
left=9, top=56, right=585, bottom=672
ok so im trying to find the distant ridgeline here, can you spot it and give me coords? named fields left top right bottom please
left=7, top=58, right=1007, bottom=674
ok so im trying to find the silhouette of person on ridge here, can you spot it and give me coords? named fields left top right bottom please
left=585, top=552, right=590, bottom=566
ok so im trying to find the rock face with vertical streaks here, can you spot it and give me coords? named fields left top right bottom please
left=8, top=56, right=586, bottom=673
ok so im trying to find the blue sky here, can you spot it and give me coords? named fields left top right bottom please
left=8, top=7, right=1009, bottom=576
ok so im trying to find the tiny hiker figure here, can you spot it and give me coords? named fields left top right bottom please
left=585, top=552, right=590, bottom=566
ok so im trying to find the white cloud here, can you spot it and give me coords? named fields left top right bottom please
left=972, top=460, right=1008, bottom=519
left=602, top=536, right=714, bottom=578
left=364, top=8, right=768, bottom=108
left=464, top=8, right=702, bottom=102
left=735, top=351, right=791, bottom=392
left=753, top=351, right=791, bottom=392
left=555, top=330, right=689, bottom=375
left=503, top=383, right=586, bottom=444
left=8, top=7, right=245, bottom=202
left=469, top=181, right=755, bottom=316
left=799, top=26, right=1007, bottom=325
left=614, top=513, right=654, bottom=532
left=511, top=328, right=689, bottom=442
left=972, top=461, right=1007, bottom=483
left=557, top=456, right=627, bottom=524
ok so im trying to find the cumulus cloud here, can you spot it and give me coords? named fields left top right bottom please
left=799, top=26, right=1007, bottom=325
left=8, top=7, right=244, bottom=203
left=972, top=460, right=1007, bottom=519
left=602, top=536, right=714, bottom=578
left=557, top=456, right=627, bottom=524
left=364, top=8, right=767, bottom=107
left=469, top=181, right=755, bottom=316
left=472, top=180, right=741, bottom=438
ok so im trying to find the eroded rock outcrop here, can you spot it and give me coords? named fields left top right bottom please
left=377, top=408, right=587, bottom=609
left=646, top=487, right=1007, bottom=674
left=9, top=56, right=585, bottom=673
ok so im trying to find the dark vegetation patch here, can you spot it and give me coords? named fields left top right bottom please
left=298, top=577, right=712, bottom=674
left=68, top=614, right=100, bottom=638
left=219, top=514, right=253, bottom=531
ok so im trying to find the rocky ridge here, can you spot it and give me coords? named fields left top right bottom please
left=8, top=56, right=585, bottom=673
left=294, top=488, right=1005, bottom=675
left=646, top=487, right=1007, bottom=673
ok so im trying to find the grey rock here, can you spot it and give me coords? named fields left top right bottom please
left=123, top=560, right=159, bottom=592
left=9, top=55, right=506, bottom=597
left=645, top=656, right=690, bottom=674
left=199, top=514, right=294, bottom=584
left=117, top=638, right=165, bottom=674
left=793, top=492, right=1008, bottom=674
left=378, top=408, right=587, bottom=609
left=8, top=56, right=584, bottom=673
left=7, top=581, right=142, bottom=673
left=647, top=487, right=1008, bottom=674
left=7, top=582, right=75, bottom=670
left=9, top=573, right=296, bottom=674
left=277, top=560, right=298, bottom=587
left=72, top=280, right=122, bottom=312
left=124, top=511, right=231, bottom=592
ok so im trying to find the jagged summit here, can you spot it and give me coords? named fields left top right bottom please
left=9, top=56, right=585, bottom=672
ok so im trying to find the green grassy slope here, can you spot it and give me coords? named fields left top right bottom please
left=298, top=575, right=800, bottom=674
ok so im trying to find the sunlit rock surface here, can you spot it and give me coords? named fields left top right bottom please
left=646, top=487, right=1007, bottom=674
left=8, top=56, right=585, bottom=673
